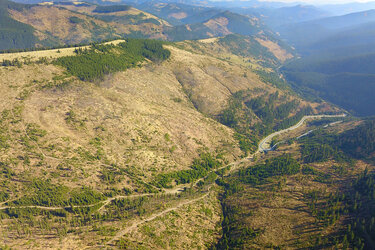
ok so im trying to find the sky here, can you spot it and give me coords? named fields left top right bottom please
left=256, top=0, right=374, bottom=3
left=213, top=0, right=375, bottom=4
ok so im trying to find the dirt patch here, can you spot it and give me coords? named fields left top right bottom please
left=168, top=12, right=188, bottom=19
left=204, top=17, right=231, bottom=36
left=255, top=38, right=293, bottom=62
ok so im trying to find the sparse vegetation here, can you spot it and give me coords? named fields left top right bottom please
left=154, top=153, right=223, bottom=188
left=0, top=5, right=372, bottom=248
left=218, top=89, right=312, bottom=154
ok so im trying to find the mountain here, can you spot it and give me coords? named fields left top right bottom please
left=0, top=34, right=335, bottom=248
left=256, top=5, right=331, bottom=29
left=1, top=1, right=375, bottom=249
left=0, top=0, right=171, bottom=50
left=278, top=9, right=375, bottom=51
left=129, top=1, right=222, bottom=25
left=0, top=0, right=40, bottom=50
left=0, top=0, right=292, bottom=54
left=164, top=10, right=277, bottom=42
left=278, top=9, right=375, bottom=117
left=320, top=1, right=375, bottom=15
left=304, top=21, right=375, bottom=58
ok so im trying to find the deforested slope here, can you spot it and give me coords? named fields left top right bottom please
left=0, top=37, right=337, bottom=248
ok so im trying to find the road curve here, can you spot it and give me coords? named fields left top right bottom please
left=258, top=114, right=346, bottom=153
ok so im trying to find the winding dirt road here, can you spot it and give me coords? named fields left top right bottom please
left=0, top=113, right=348, bottom=247
left=258, top=114, right=346, bottom=152
left=0, top=114, right=346, bottom=213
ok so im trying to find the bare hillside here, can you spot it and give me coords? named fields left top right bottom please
left=0, top=40, right=336, bottom=248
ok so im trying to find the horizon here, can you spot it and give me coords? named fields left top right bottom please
left=210, top=0, right=375, bottom=5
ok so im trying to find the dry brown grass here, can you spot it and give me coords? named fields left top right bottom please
left=122, top=190, right=222, bottom=249
left=255, top=37, right=294, bottom=62
left=203, top=17, right=231, bottom=37
left=167, top=44, right=281, bottom=115
left=10, top=6, right=115, bottom=45
left=0, top=43, right=246, bottom=193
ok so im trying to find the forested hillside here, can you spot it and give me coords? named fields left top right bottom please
left=277, top=9, right=375, bottom=51
left=298, top=118, right=375, bottom=162
left=0, top=0, right=292, bottom=57
left=0, top=0, right=39, bottom=50
left=278, top=10, right=375, bottom=116
left=338, top=119, right=375, bottom=159
left=283, top=56, right=375, bottom=116
left=164, top=11, right=272, bottom=41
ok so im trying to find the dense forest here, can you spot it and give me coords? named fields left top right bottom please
left=283, top=57, right=375, bottom=116
left=10, top=179, right=105, bottom=207
left=55, top=39, right=171, bottom=81
left=238, top=154, right=300, bottom=185
left=0, top=0, right=39, bottom=50
left=338, top=119, right=375, bottom=159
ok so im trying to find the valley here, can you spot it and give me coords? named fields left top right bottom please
left=0, top=0, right=374, bottom=249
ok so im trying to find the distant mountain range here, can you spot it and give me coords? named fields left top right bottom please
left=0, top=0, right=288, bottom=54
left=280, top=9, right=375, bottom=116
left=277, top=9, right=375, bottom=50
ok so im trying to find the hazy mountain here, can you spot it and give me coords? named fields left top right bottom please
left=320, top=1, right=375, bottom=15
left=278, top=9, right=375, bottom=50
left=127, top=1, right=222, bottom=25
left=258, top=5, right=331, bottom=29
